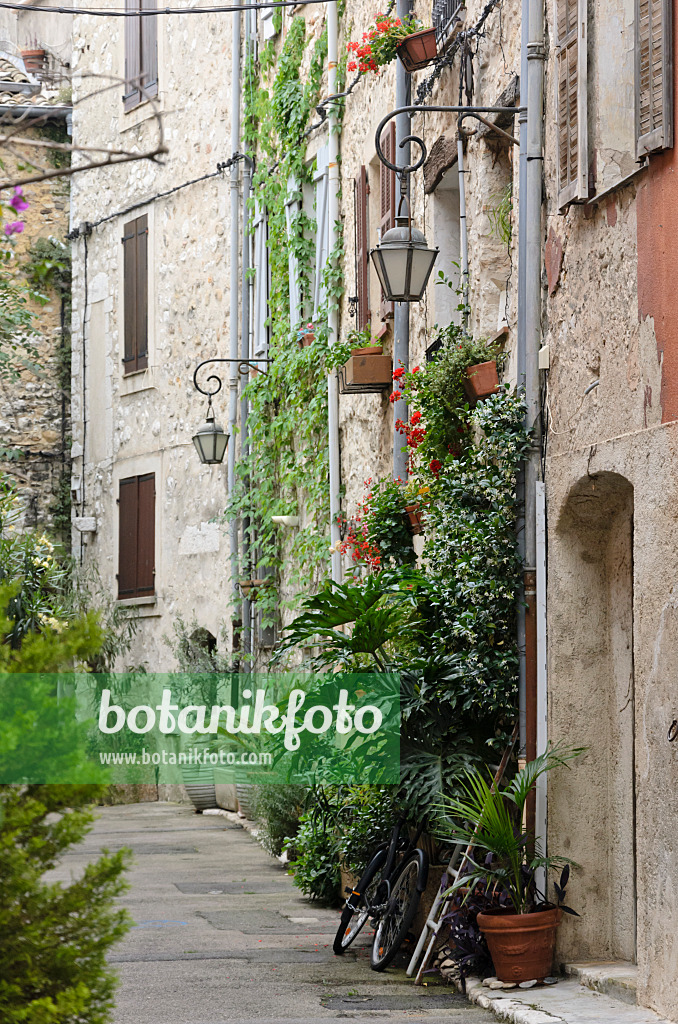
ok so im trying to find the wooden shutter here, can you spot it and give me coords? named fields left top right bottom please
left=379, top=123, right=396, bottom=318
left=355, top=166, right=370, bottom=331
left=141, top=0, right=158, bottom=100
left=636, top=0, right=673, bottom=156
left=136, top=473, right=155, bottom=595
left=252, top=202, right=269, bottom=361
left=285, top=178, right=302, bottom=328
left=122, top=215, right=148, bottom=374
left=555, top=0, right=588, bottom=208
left=118, top=477, right=138, bottom=597
left=124, top=0, right=141, bottom=111
left=117, top=474, right=155, bottom=598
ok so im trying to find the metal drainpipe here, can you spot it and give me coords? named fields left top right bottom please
left=523, top=0, right=545, bottom=832
left=392, top=0, right=411, bottom=482
left=516, top=0, right=529, bottom=757
left=228, top=4, right=242, bottom=632
left=240, top=2, right=253, bottom=667
left=327, top=0, right=343, bottom=584
left=456, top=135, right=469, bottom=329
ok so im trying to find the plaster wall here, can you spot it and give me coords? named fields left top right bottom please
left=70, top=5, right=237, bottom=670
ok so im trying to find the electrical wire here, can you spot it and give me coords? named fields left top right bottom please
left=0, top=0, right=325, bottom=15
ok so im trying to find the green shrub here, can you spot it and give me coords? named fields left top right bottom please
left=0, top=786, right=130, bottom=1024
left=285, top=811, right=340, bottom=904
left=252, top=783, right=308, bottom=857
left=336, top=786, right=399, bottom=873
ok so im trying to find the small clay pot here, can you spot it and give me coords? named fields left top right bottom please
left=298, top=331, right=315, bottom=349
left=22, top=49, right=47, bottom=74
left=351, top=345, right=383, bottom=356
left=477, top=907, right=562, bottom=983
left=396, top=28, right=438, bottom=73
left=463, top=359, right=500, bottom=402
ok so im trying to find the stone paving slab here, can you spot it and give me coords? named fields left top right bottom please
left=466, top=977, right=674, bottom=1024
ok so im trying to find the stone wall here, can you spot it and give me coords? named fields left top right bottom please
left=0, top=130, right=70, bottom=535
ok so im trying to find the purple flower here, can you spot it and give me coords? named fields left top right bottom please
left=10, top=187, right=29, bottom=212
left=4, top=221, right=25, bottom=236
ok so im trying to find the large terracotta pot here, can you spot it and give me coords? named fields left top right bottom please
left=396, top=28, right=438, bottom=72
left=22, top=48, right=47, bottom=73
left=403, top=502, right=425, bottom=535
left=463, top=359, right=500, bottom=402
left=477, top=907, right=562, bottom=983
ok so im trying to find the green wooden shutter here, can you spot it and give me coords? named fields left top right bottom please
left=636, top=0, right=673, bottom=157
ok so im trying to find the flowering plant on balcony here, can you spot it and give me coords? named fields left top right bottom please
left=346, top=13, right=422, bottom=74
left=339, top=476, right=418, bottom=569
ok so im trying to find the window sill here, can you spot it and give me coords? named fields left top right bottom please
left=120, top=367, right=155, bottom=395
left=119, top=94, right=163, bottom=134
left=117, top=595, right=156, bottom=607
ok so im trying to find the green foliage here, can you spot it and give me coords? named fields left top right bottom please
left=24, top=235, right=71, bottom=297
left=436, top=745, right=583, bottom=914
left=335, top=785, right=399, bottom=873
left=285, top=809, right=341, bottom=904
left=487, top=184, right=513, bottom=247
left=0, top=785, right=130, bottom=1023
left=341, top=477, right=417, bottom=569
left=0, top=267, right=40, bottom=384
left=232, top=15, right=347, bottom=631
left=33, top=119, right=71, bottom=169
left=251, top=783, right=308, bottom=857
left=422, top=388, right=531, bottom=733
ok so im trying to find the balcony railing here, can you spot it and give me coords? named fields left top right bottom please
left=432, top=0, right=465, bottom=53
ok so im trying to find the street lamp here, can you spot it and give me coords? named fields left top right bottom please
left=192, top=400, right=229, bottom=465
left=370, top=210, right=438, bottom=303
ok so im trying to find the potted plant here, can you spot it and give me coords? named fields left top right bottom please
left=346, top=14, right=437, bottom=75
left=297, top=321, right=315, bottom=348
left=340, top=323, right=391, bottom=389
left=402, top=482, right=430, bottom=535
left=436, top=745, right=582, bottom=983
left=463, top=359, right=500, bottom=402
left=22, top=48, right=47, bottom=74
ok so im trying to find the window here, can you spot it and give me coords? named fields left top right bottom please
left=117, top=473, right=155, bottom=599
left=555, top=0, right=588, bottom=207
left=354, top=165, right=370, bottom=331
left=124, top=0, right=158, bottom=112
left=636, top=0, right=673, bottom=157
left=122, top=214, right=148, bottom=374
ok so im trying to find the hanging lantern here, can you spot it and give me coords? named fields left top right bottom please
left=192, top=406, right=229, bottom=465
left=370, top=214, right=439, bottom=303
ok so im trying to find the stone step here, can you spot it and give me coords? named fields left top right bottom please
left=564, top=960, right=637, bottom=1005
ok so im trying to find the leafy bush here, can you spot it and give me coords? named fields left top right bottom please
left=252, top=783, right=308, bottom=857
left=340, top=477, right=417, bottom=570
left=0, top=786, right=130, bottom=1023
left=285, top=810, right=340, bottom=904
left=336, top=786, right=399, bottom=873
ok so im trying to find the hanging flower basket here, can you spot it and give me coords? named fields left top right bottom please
left=396, top=28, right=438, bottom=72
left=463, top=359, right=500, bottom=402
left=403, top=502, right=426, bottom=535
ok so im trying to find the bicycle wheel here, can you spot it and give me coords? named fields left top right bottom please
left=370, top=849, right=427, bottom=971
left=333, top=847, right=387, bottom=955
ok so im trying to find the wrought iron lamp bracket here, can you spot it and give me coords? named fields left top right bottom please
left=193, top=357, right=271, bottom=397
left=374, top=104, right=526, bottom=185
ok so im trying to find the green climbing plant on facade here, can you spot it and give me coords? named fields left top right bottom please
left=229, top=15, right=347, bottom=631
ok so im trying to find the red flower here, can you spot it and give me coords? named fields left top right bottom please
left=410, top=411, right=422, bottom=425
left=412, top=365, right=421, bottom=373
left=392, top=367, right=405, bottom=380
left=429, top=459, right=442, bottom=478
left=348, top=60, right=357, bottom=70
left=389, top=390, right=402, bottom=403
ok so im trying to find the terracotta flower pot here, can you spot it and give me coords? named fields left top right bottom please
left=298, top=331, right=315, bottom=349
left=22, top=48, right=47, bottom=74
left=403, top=502, right=425, bottom=535
left=463, top=359, right=500, bottom=402
left=396, top=28, right=438, bottom=73
left=343, top=351, right=392, bottom=387
left=239, top=578, right=271, bottom=600
left=351, top=345, right=383, bottom=356
left=477, top=907, right=562, bottom=983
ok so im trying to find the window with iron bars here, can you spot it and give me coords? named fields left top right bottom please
left=432, top=0, right=465, bottom=52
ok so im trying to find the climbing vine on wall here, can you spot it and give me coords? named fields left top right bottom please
left=229, top=16, right=347, bottom=630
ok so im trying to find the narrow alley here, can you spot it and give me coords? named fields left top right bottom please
left=54, top=802, right=494, bottom=1024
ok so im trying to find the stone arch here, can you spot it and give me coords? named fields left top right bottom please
left=548, top=471, right=636, bottom=963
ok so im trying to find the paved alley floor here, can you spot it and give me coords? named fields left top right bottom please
left=54, top=801, right=496, bottom=1024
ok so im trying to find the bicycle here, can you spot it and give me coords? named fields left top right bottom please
left=333, top=819, right=429, bottom=971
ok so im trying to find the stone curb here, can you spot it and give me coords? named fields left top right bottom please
left=465, top=979, right=564, bottom=1024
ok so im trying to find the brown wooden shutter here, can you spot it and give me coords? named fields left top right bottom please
left=118, top=477, right=138, bottom=597
left=124, top=0, right=141, bottom=111
left=123, top=215, right=148, bottom=374
left=355, top=166, right=370, bottom=331
left=636, top=0, right=673, bottom=157
left=117, top=474, right=155, bottom=598
left=141, top=0, right=158, bottom=99
left=136, top=473, right=155, bottom=595
left=555, top=0, right=588, bottom=208
left=379, top=123, right=396, bottom=319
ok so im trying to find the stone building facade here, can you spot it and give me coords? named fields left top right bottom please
left=69, top=0, right=678, bottom=1015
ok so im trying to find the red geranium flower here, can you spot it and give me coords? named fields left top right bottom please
left=389, top=390, right=402, bottom=403
left=429, top=459, right=442, bottom=478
